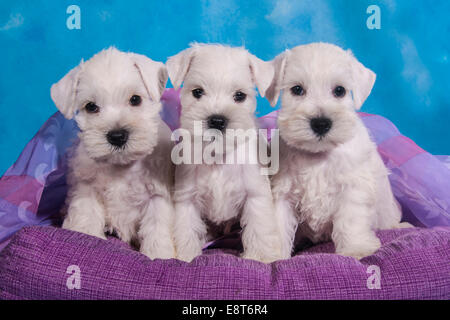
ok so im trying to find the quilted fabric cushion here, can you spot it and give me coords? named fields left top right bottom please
left=0, top=226, right=448, bottom=299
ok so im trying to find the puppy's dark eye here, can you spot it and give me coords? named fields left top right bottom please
left=192, top=88, right=204, bottom=99
left=234, top=91, right=247, bottom=103
left=85, top=102, right=99, bottom=113
left=333, top=86, right=346, bottom=98
left=129, top=95, right=142, bottom=106
left=290, top=85, right=305, bottom=96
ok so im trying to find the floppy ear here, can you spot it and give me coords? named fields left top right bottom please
left=265, top=50, right=289, bottom=107
left=50, top=62, right=82, bottom=119
left=130, top=53, right=168, bottom=102
left=348, top=51, right=376, bottom=110
left=166, top=47, right=196, bottom=90
left=248, top=53, right=275, bottom=98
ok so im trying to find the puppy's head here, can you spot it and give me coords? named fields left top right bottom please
left=166, top=44, right=274, bottom=135
left=267, top=43, right=376, bottom=153
left=51, top=47, right=168, bottom=165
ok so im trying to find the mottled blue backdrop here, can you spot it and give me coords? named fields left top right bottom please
left=0, top=0, right=449, bottom=174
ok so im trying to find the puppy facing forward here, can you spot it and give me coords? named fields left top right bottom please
left=51, top=47, right=175, bottom=259
left=167, top=44, right=283, bottom=263
left=267, top=43, right=408, bottom=260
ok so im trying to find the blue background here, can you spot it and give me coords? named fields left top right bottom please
left=1, top=0, right=449, bottom=175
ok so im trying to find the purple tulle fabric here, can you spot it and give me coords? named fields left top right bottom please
left=0, top=89, right=449, bottom=250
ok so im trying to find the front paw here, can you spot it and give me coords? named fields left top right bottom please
left=62, top=222, right=107, bottom=240
left=174, top=235, right=204, bottom=262
left=336, top=236, right=381, bottom=260
left=79, top=229, right=107, bottom=240
left=176, top=249, right=202, bottom=263
left=241, top=251, right=282, bottom=264
left=395, top=222, right=414, bottom=229
left=140, top=247, right=176, bottom=260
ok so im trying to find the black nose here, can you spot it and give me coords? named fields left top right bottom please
left=106, top=129, right=129, bottom=147
left=207, top=115, right=228, bottom=131
left=310, top=117, right=332, bottom=136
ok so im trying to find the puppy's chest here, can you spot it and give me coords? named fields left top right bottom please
left=95, top=164, right=152, bottom=210
left=195, top=165, right=247, bottom=223
left=284, top=155, right=348, bottom=227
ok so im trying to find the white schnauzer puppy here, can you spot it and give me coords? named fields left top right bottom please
left=51, top=47, right=175, bottom=259
left=267, top=43, right=408, bottom=259
left=166, top=44, right=283, bottom=263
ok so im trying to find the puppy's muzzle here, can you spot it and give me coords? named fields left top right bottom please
left=310, top=117, right=332, bottom=137
left=207, top=115, right=228, bottom=132
left=106, top=129, right=129, bottom=148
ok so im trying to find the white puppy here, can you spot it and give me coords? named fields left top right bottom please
left=167, top=44, right=283, bottom=263
left=267, top=43, right=407, bottom=259
left=51, top=47, right=176, bottom=259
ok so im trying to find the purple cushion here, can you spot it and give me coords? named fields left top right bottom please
left=0, top=226, right=448, bottom=300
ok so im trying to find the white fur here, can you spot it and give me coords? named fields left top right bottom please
left=51, top=47, right=176, bottom=259
left=167, top=44, right=283, bottom=263
left=268, top=43, right=407, bottom=260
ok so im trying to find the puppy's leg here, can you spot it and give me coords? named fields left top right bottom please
left=274, top=196, right=298, bottom=259
left=241, top=172, right=283, bottom=263
left=374, top=171, right=407, bottom=230
left=241, top=195, right=283, bottom=263
left=376, top=191, right=413, bottom=229
left=109, top=207, right=139, bottom=244
left=332, top=190, right=381, bottom=259
left=173, top=200, right=207, bottom=262
left=114, top=221, right=136, bottom=244
left=139, top=196, right=176, bottom=259
left=62, top=184, right=106, bottom=239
